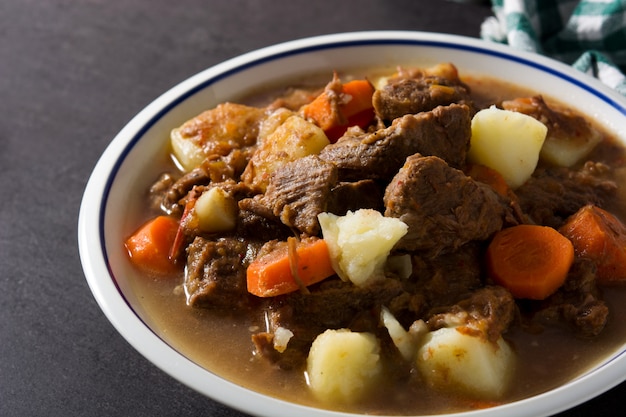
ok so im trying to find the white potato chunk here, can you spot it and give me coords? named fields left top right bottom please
left=468, top=106, right=547, bottom=189
left=242, top=113, right=329, bottom=192
left=416, top=327, right=515, bottom=399
left=194, top=187, right=237, bottom=233
left=307, top=329, right=382, bottom=403
left=318, top=209, right=408, bottom=286
left=170, top=129, right=205, bottom=171
left=170, top=103, right=265, bottom=172
left=540, top=127, right=602, bottom=167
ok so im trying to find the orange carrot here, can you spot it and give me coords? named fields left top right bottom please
left=559, top=205, right=626, bottom=285
left=302, top=79, right=375, bottom=142
left=486, top=225, right=574, bottom=300
left=125, top=215, right=181, bottom=275
left=247, top=237, right=336, bottom=297
left=467, top=163, right=509, bottom=197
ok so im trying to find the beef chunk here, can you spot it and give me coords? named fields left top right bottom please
left=160, top=166, right=211, bottom=215
left=318, top=104, right=471, bottom=181
left=527, top=258, right=608, bottom=337
left=427, top=286, right=517, bottom=343
left=373, top=74, right=472, bottom=123
left=384, top=154, right=507, bottom=256
left=411, top=242, right=485, bottom=310
left=184, top=236, right=260, bottom=310
left=256, top=278, right=407, bottom=367
left=327, top=179, right=384, bottom=215
left=514, top=162, right=617, bottom=228
left=235, top=207, right=292, bottom=241
left=246, top=155, right=338, bottom=235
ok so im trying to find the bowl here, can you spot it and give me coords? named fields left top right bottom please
left=78, top=31, right=626, bottom=417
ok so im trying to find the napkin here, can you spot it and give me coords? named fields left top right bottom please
left=480, top=0, right=626, bottom=96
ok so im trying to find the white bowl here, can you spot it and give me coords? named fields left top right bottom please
left=78, top=31, right=626, bottom=417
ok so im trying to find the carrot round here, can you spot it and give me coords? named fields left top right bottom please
left=486, top=225, right=574, bottom=300
left=247, top=237, right=336, bottom=297
left=302, top=79, right=375, bottom=142
left=559, top=205, right=626, bottom=285
left=125, top=215, right=180, bottom=275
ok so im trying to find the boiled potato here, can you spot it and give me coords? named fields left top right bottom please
left=171, top=129, right=205, bottom=171
left=468, top=106, right=547, bottom=189
left=171, top=103, right=266, bottom=172
left=540, top=127, right=602, bottom=167
left=318, top=209, right=408, bottom=286
left=194, top=187, right=237, bottom=233
left=307, top=329, right=382, bottom=404
left=416, top=327, right=515, bottom=399
left=242, top=113, right=329, bottom=192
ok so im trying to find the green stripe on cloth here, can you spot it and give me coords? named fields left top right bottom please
left=481, top=0, right=626, bottom=96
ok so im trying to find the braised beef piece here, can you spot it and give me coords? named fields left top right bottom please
left=373, top=75, right=473, bottom=123
left=236, top=208, right=292, bottom=241
left=254, top=278, right=407, bottom=368
left=241, top=155, right=338, bottom=236
left=318, top=104, right=471, bottom=181
left=158, top=166, right=211, bottom=215
left=427, top=286, right=517, bottom=343
left=523, top=258, right=608, bottom=338
left=184, top=236, right=261, bottom=310
left=514, top=162, right=617, bottom=228
left=411, top=242, right=485, bottom=310
left=384, top=154, right=510, bottom=257
left=327, top=179, right=385, bottom=215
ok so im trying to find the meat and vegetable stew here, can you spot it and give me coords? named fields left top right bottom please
left=124, top=63, right=626, bottom=414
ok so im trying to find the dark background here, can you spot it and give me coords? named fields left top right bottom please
left=1, top=0, right=623, bottom=415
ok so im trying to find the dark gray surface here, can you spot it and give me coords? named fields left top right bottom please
left=0, top=0, right=623, bottom=416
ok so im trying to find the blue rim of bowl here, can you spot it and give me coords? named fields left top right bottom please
left=94, top=33, right=626, bottom=416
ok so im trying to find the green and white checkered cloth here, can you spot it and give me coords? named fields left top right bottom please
left=481, top=0, right=626, bottom=96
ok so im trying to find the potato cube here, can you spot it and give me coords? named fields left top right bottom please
left=243, top=114, right=329, bottom=192
left=416, top=327, right=515, bottom=399
left=307, top=329, right=381, bottom=404
left=194, top=187, right=237, bottom=233
left=468, top=106, right=547, bottom=189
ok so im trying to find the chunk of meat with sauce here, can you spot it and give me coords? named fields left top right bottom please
left=384, top=154, right=509, bottom=257
left=318, top=103, right=471, bottom=181
left=373, top=63, right=474, bottom=123
left=184, top=236, right=261, bottom=310
left=427, top=286, right=517, bottom=344
left=240, top=155, right=338, bottom=236
left=513, top=162, right=617, bottom=228
left=253, top=277, right=407, bottom=368
left=523, top=258, right=608, bottom=338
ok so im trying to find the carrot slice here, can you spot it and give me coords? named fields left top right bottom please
left=125, top=215, right=180, bottom=275
left=486, top=225, right=574, bottom=300
left=302, top=78, right=375, bottom=142
left=247, top=237, right=336, bottom=297
left=559, top=205, right=626, bottom=285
